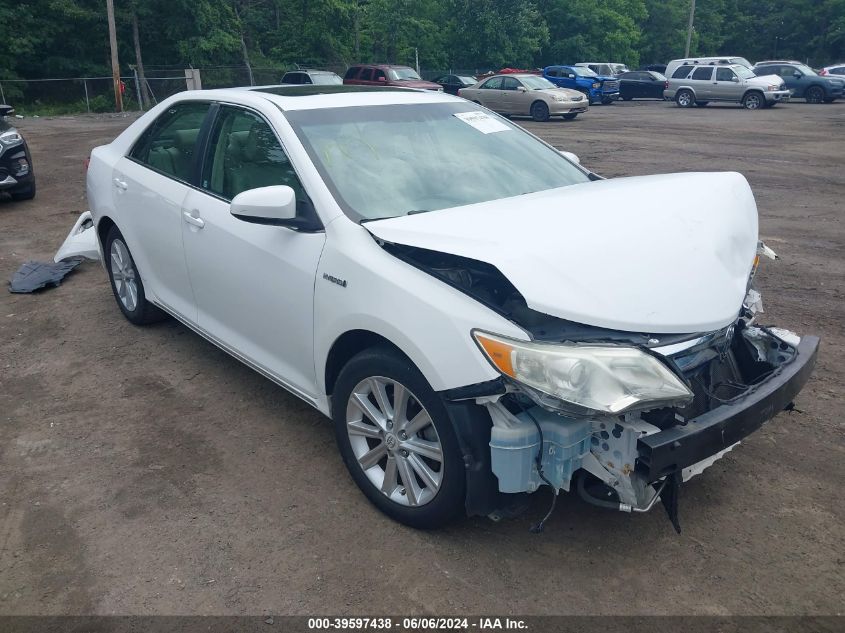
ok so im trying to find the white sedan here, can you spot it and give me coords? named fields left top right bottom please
left=71, top=85, right=817, bottom=530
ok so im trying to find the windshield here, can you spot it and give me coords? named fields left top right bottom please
left=312, top=73, right=342, bottom=85
left=520, top=75, right=555, bottom=90
left=736, top=66, right=755, bottom=79
left=286, top=102, right=589, bottom=222
left=611, top=64, right=629, bottom=74
left=388, top=68, right=422, bottom=81
left=795, top=64, right=817, bottom=76
left=458, top=76, right=477, bottom=85
left=571, top=67, right=597, bottom=77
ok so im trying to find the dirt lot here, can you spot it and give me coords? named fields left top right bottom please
left=1, top=100, right=843, bottom=617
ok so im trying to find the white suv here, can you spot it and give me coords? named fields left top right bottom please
left=66, top=85, right=817, bottom=530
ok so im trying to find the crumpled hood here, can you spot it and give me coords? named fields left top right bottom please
left=366, top=172, right=759, bottom=334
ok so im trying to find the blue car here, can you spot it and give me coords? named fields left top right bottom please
left=543, top=65, right=620, bottom=104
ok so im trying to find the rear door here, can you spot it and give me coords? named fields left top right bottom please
left=474, top=76, right=506, bottom=111
left=500, top=76, right=525, bottom=114
left=113, top=101, right=212, bottom=321
left=689, top=66, right=714, bottom=99
left=180, top=104, right=326, bottom=398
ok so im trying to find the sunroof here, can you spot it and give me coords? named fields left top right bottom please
left=253, top=85, right=410, bottom=97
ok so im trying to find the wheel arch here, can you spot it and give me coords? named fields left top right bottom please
left=324, top=329, right=410, bottom=398
left=97, top=215, right=117, bottom=250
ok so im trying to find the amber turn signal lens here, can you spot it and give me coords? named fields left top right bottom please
left=474, top=333, right=515, bottom=377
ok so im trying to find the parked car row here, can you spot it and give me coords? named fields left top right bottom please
left=280, top=57, right=844, bottom=116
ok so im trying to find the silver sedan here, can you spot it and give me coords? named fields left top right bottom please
left=459, top=74, right=589, bottom=121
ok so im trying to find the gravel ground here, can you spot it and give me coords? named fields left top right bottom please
left=0, top=100, right=843, bottom=616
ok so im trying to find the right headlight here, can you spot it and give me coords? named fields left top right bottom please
left=0, top=130, right=23, bottom=146
left=473, top=331, right=693, bottom=416
left=592, top=82, right=601, bottom=89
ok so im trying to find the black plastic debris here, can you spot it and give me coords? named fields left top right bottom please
left=9, top=258, right=83, bottom=293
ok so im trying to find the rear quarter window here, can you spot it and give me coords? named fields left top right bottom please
left=344, top=67, right=360, bottom=80
left=672, top=66, right=693, bottom=79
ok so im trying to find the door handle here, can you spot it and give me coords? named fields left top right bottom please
left=183, top=210, right=205, bottom=229
left=113, top=177, right=128, bottom=191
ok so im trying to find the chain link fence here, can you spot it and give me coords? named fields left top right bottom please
left=1, top=65, right=497, bottom=115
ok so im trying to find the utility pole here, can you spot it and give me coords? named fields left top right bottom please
left=684, top=0, right=697, bottom=58
left=106, top=0, right=123, bottom=112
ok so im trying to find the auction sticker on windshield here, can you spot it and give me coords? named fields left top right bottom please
left=453, top=111, right=511, bottom=134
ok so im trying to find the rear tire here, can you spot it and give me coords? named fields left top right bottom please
left=676, top=90, right=694, bottom=107
left=332, top=346, right=466, bottom=529
left=742, top=91, right=765, bottom=110
left=805, top=86, right=824, bottom=104
left=530, top=100, right=550, bottom=122
left=562, top=113, right=578, bottom=120
left=10, top=180, right=35, bottom=201
left=104, top=226, right=167, bottom=325
left=622, top=95, right=633, bottom=101
left=601, top=97, right=614, bottom=105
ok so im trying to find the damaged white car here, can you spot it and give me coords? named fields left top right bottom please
left=68, top=85, right=818, bottom=531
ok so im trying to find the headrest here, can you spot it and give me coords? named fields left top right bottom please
left=173, top=128, right=200, bottom=150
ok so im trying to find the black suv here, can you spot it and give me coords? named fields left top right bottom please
left=0, top=105, right=35, bottom=201
left=754, top=61, right=844, bottom=103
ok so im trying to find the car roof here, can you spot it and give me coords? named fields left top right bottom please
left=755, top=60, right=802, bottom=65
left=350, top=63, right=412, bottom=69
left=202, top=84, right=459, bottom=111
left=482, top=73, right=539, bottom=79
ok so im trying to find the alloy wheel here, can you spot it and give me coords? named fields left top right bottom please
left=345, top=376, right=443, bottom=507
left=110, top=239, right=138, bottom=312
left=744, top=93, right=763, bottom=109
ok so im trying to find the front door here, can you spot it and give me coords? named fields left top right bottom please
left=181, top=105, right=326, bottom=399
left=712, top=66, right=739, bottom=100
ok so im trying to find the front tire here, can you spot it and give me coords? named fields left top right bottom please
left=805, top=86, right=824, bottom=103
left=676, top=90, right=694, bottom=107
left=105, top=226, right=166, bottom=325
left=743, top=91, right=765, bottom=109
left=332, top=346, right=465, bottom=529
left=530, top=100, right=550, bottom=122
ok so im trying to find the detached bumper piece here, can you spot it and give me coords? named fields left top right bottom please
left=636, top=335, right=820, bottom=481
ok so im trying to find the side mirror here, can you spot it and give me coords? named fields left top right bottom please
left=731, top=76, right=739, bottom=82
left=568, top=74, right=575, bottom=79
left=517, top=86, right=528, bottom=92
left=0, top=104, right=14, bottom=117
left=559, top=150, right=580, bottom=165
left=793, top=72, right=802, bottom=79
left=229, top=185, right=312, bottom=228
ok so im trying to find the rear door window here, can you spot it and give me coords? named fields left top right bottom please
left=344, top=67, right=360, bottom=80
left=691, top=67, right=714, bottom=81
left=129, top=102, right=211, bottom=183
left=360, top=68, right=375, bottom=82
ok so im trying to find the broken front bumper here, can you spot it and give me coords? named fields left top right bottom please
left=637, top=334, right=819, bottom=480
